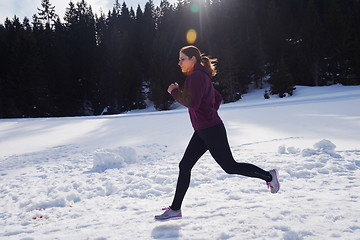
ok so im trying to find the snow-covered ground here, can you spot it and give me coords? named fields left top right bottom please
left=1, top=84, right=360, bottom=240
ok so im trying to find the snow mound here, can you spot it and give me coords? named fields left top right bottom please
left=92, top=147, right=137, bottom=172
left=279, top=139, right=341, bottom=158
left=287, top=146, right=301, bottom=154
left=278, top=145, right=300, bottom=155
left=302, top=139, right=341, bottom=158
left=278, top=145, right=286, bottom=154
left=27, top=197, right=67, bottom=212
left=313, top=139, right=336, bottom=153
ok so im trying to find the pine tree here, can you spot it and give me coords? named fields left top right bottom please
left=0, top=23, right=7, bottom=117
left=4, top=16, right=50, bottom=117
left=347, top=0, right=360, bottom=83
left=49, top=17, right=75, bottom=116
left=264, top=0, right=283, bottom=73
left=247, top=1, right=266, bottom=89
left=64, top=0, right=97, bottom=115
left=149, top=0, right=180, bottom=110
left=114, top=0, right=121, bottom=15
left=270, top=57, right=295, bottom=98
left=37, top=0, right=58, bottom=29
left=297, top=0, right=323, bottom=86
left=211, top=0, right=247, bottom=102
left=340, top=0, right=360, bottom=84
left=142, top=0, right=156, bottom=73
left=322, top=0, right=348, bottom=84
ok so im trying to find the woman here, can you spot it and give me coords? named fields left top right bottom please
left=155, top=46, right=279, bottom=221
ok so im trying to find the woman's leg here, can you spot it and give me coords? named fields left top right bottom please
left=198, top=122, right=272, bottom=182
left=170, top=132, right=208, bottom=210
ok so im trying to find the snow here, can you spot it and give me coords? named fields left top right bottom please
left=92, top=147, right=138, bottom=173
left=1, top=84, right=360, bottom=239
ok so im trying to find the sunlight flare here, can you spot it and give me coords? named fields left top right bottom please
left=190, top=3, right=200, bottom=13
left=186, top=29, right=197, bottom=44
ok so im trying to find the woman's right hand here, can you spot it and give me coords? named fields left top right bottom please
left=167, top=82, right=179, bottom=94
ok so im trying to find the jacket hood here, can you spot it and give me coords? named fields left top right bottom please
left=193, top=62, right=212, bottom=79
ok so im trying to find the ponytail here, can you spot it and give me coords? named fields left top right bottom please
left=200, top=54, right=217, bottom=77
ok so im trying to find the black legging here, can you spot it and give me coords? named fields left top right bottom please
left=170, top=122, right=272, bottom=210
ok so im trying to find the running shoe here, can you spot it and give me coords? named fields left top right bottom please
left=267, top=169, right=280, bottom=193
left=155, top=207, right=182, bottom=221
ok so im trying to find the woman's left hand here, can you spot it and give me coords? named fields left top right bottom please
left=167, top=82, right=179, bottom=94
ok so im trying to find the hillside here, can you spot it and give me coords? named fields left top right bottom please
left=1, top=84, right=360, bottom=239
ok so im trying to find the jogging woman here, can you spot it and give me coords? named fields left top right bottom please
left=155, top=45, right=279, bottom=221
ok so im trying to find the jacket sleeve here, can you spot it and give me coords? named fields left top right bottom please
left=171, top=88, right=179, bottom=101
left=171, top=72, right=204, bottom=110
left=214, top=89, right=222, bottom=110
left=171, top=88, right=190, bottom=107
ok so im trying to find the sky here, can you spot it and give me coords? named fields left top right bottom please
left=0, top=0, right=177, bottom=24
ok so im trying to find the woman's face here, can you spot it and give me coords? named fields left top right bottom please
left=178, top=52, right=196, bottom=74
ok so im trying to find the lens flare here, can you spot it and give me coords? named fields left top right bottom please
left=186, top=29, right=197, bottom=44
left=190, top=4, right=200, bottom=13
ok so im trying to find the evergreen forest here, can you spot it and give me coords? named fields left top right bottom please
left=0, top=0, right=359, bottom=118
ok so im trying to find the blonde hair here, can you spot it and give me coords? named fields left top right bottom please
left=180, top=45, right=217, bottom=77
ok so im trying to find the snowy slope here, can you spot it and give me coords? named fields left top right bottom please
left=1, top=84, right=360, bottom=240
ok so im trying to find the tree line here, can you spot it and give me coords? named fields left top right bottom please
left=0, top=0, right=359, bottom=118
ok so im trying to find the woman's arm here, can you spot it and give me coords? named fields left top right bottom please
left=169, top=72, right=206, bottom=109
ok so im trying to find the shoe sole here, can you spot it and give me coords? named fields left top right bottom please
left=271, top=169, right=280, bottom=193
left=155, top=216, right=182, bottom=221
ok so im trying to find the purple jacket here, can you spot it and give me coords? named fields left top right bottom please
left=171, top=63, right=222, bottom=130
